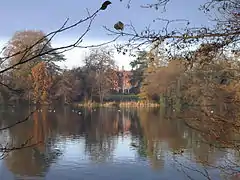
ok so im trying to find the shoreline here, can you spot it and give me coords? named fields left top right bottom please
left=74, top=101, right=160, bottom=108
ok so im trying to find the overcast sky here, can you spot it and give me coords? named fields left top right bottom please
left=0, top=0, right=211, bottom=69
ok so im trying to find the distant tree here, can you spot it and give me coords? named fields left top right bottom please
left=31, top=62, right=53, bottom=105
left=53, top=70, right=75, bottom=104
left=69, top=67, right=96, bottom=102
left=84, top=47, right=117, bottom=103
left=3, top=30, right=65, bottom=103
left=130, top=51, right=148, bottom=94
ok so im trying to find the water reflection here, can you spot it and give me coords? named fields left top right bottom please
left=0, top=106, right=238, bottom=179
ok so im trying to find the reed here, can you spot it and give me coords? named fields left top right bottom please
left=74, top=101, right=160, bottom=108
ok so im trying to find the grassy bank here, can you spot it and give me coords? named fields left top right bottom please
left=104, top=94, right=140, bottom=102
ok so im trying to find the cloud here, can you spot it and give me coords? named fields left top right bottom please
left=0, top=36, right=133, bottom=70
left=52, top=37, right=133, bottom=70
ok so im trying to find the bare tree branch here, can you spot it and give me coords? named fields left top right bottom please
left=0, top=110, right=36, bottom=131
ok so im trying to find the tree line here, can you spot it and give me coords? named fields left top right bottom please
left=1, top=29, right=239, bottom=108
left=132, top=42, right=240, bottom=109
left=0, top=30, right=129, bottom=105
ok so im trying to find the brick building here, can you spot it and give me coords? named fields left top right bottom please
left=114, top=66, right=133, bottom=94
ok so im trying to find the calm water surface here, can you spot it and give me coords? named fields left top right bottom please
left=0, top=107, right=238, bottom=180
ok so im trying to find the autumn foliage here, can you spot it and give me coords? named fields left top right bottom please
left=31, top=62, right=53, bottom=104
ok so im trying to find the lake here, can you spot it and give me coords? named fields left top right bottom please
left=0, top=106, right=239, bottom=180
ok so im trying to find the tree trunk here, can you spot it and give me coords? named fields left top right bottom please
left=64, top=93, right=67, bottom=104
left=99, top=91, right=104, bottom=104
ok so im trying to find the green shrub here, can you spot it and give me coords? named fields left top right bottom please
left=104, top=94, right=140, bottom=102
